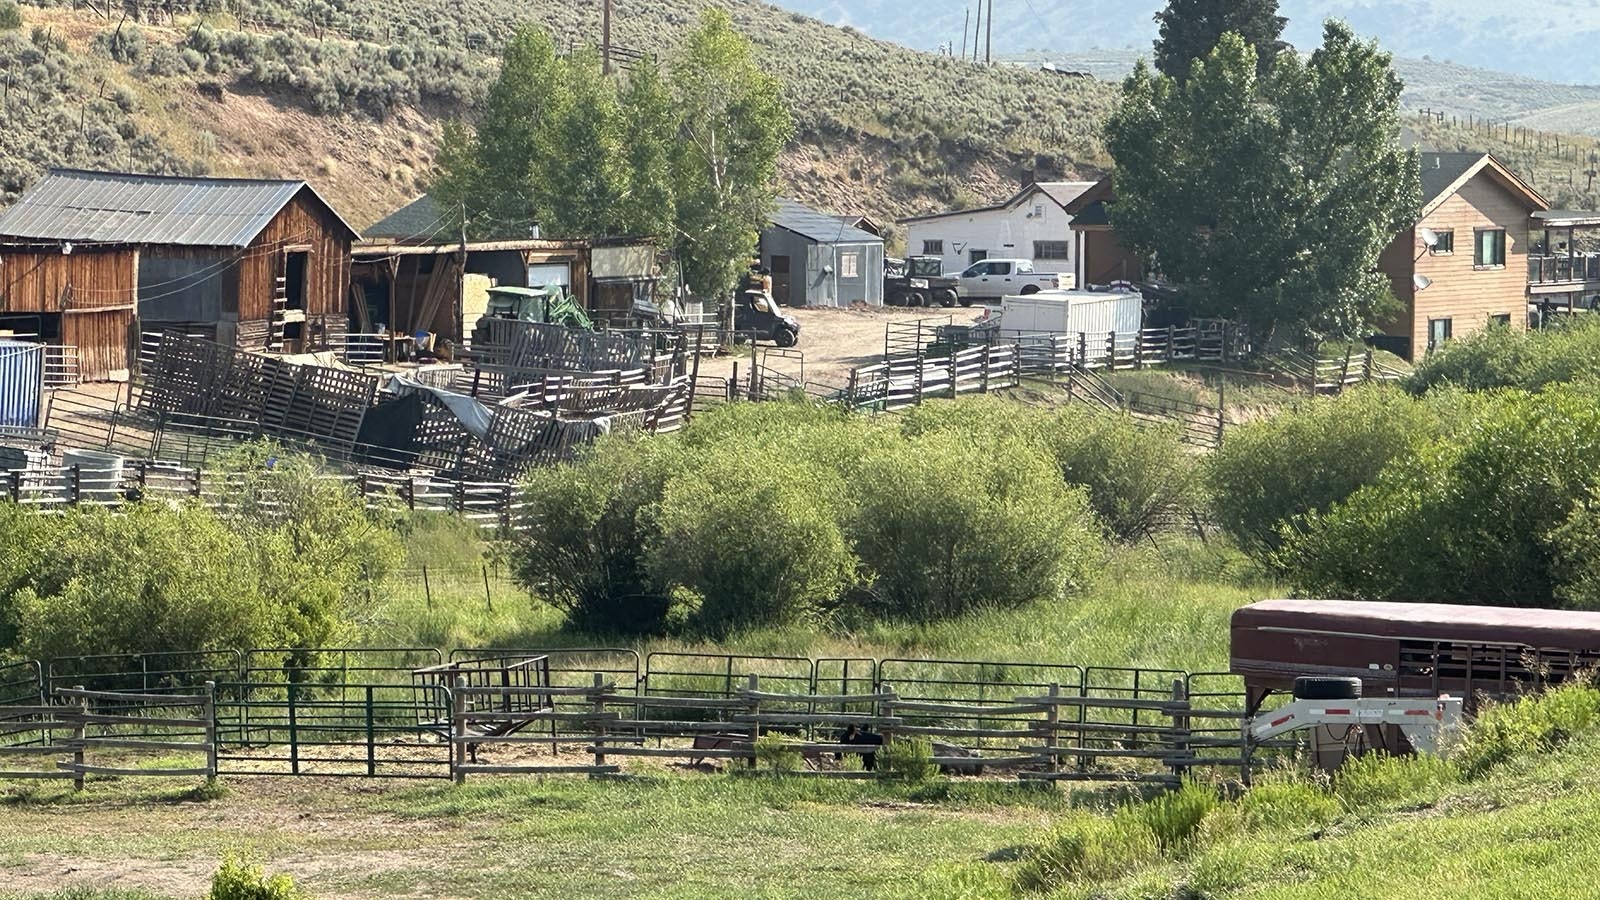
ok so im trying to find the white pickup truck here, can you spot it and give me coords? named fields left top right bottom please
left=955, top=259, right=1068, bottom=305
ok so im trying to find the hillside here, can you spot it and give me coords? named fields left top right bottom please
left=0, top=0, right=1116, bottom=230
left=777, top=0, right=1600, bottom=86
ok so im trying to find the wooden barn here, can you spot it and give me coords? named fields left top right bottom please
left=0, top=169, right=359, bottom=362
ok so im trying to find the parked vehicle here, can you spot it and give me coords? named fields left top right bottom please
left=731, top=289, right=800, bottom=347
left=884, top=256, right=960, bottom=308
left=956, top=259, right=1066, bottom=305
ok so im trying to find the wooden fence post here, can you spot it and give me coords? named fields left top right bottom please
left=745, top=673, right=760, bottom=769
left=204, top=680, right=218, bottom=781
left=1169, top=678, right=1189, bottom=782
left=879, top=685, right=898, bottom=776
left=591, top=672, right=608, bottom=770
left=1044, top=682, right=1060, bottom=775
left=71, top=685, right=86, bottom=791
left=452, top=675, right=467, bottom=784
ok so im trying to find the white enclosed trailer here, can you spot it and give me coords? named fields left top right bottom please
left=989, top=289, right=1143, bottom=336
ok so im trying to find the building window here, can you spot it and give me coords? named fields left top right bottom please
left=922, top=239, right=944, bottom=255
left=839, top=252, right=859, bottom=279
left=1431, top=229, right=1454, bottom=255
left=1428, top=317, right=1453, bottom=352
left=1490, top=313, right=1511, bottom=327
left=1034, top=241, right=1071, bottom=261
left=1474, top=229, right=1506, bottom=268
left=969, top=249, right=988, bottom=265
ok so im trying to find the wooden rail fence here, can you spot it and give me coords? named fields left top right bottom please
left=0, top=652, right=1287, bottom=790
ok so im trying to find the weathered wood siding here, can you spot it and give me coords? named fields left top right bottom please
left=235, top=189, right=353, bottom=347
left=0, top=246, right=137, bottom=380
left=0, top=246, right=138, bottom=313
left=1412, top=177, right=1531, bottom=348
left=63, top=307, right=134, bottom=381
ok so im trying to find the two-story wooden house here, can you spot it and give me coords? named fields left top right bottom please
left=1376, top=152, right=1549, bottom=359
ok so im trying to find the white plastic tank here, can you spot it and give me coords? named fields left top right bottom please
left=60, top=448, right=125, bottom=503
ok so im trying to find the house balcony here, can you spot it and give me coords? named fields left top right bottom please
left=1528, top=253, right=1600, bottom=293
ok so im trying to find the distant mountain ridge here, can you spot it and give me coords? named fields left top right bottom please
left=774, top=0, right=1600, bottom=86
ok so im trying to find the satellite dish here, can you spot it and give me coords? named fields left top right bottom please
left=1419, top=228, right=1440, bottom=249
left=1413, top=274, right=1433, bottom=291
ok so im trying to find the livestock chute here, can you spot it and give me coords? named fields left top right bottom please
left=0, top=340, right=43, bottom=427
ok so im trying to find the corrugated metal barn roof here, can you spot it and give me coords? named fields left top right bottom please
left=0, top=169, right=357, bottom=248
left=770, top=198, right=882, bottom=245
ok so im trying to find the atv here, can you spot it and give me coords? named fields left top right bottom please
left=884, top=255, right=959, bottom=308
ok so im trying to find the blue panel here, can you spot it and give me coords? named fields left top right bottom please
left=0, top=340, right=43, bottom=427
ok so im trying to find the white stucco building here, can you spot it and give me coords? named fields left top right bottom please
left=899, top=181, right=1099, bottom=280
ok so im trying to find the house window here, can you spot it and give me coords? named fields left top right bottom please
left=839, top=252, right=859, bottom=279
left=969, top=249, right=988, bottom=265
left=1428, top=317, right=1453, bottom=352
left=1475, top=229, right=1506, bottom=268
left=922, top=239, right=944, bottom=255
left=1490, top=313, right=1511, bottom=327
left=1034, top=241, right=1071, bottom=261
left=1431, top=230, right=1454, bottom=255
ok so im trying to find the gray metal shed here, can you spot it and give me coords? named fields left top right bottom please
left=759, top=198, right=883, bottom=307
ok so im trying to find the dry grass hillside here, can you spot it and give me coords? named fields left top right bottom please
left=0, top=0, right=1115, bottom=231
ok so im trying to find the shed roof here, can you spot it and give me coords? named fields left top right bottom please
left=771, top=198, right=883, bottom=245
left=0, top=169, right=357, bottom=248
left=364, top=194, right=453, bottom=242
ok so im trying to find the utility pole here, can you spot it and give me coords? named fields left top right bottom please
left=961, top=7, right=969, bottom=60
left=985, top=0, right=993, bottom=65
left=972, top=3, right=982, bottom=61
left=601, top=0, right=613, bottom=75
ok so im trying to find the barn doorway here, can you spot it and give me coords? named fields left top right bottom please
left=283, top=250, right=309, bottom=346
left=770, top=255, right=791, bottom=305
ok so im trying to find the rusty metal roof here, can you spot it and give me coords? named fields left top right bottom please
left=1232, top=599, right=1600, bottom=650
left=0, top=169, right=358, bottom=248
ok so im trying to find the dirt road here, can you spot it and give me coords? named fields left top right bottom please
left=693, top=305, right=987, bottom=388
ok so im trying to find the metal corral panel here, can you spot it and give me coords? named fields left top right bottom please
left=0, top=340, right=43, bottom=427
left=998, top=290, right=1142, bottom=334
left=0, top=169, right=358, bottom=247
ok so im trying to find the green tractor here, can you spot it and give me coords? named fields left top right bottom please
left=885, top=256, right=959, bottom=308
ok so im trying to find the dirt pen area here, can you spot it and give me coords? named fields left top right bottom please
left=695, top=305, right=987, bottom=388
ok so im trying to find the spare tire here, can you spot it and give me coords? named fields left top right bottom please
left=1293, top=676, right=1362, bottom=701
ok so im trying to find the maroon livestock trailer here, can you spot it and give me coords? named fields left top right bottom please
left=1231, top=599, right=1600, bottom=714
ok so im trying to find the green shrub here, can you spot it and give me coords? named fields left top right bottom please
left=1333, top=752, right=1458, bottom=809
left=646, top=450, right=857, bottom=636
left=1453, top=683, right=1600, bottom=779
left=511, top=434, right=682, bottom=635
left=1043, top=408, right=1196, bottom=542
left=1281, top=386, right=1600, bottom=605
left=209, top=443, right=404, bottom=632
left=1134, top=778, right=1220, bottom=853
left=1, top=503, right=323, bottom=661
left=208, top=853, right=304, bottom=900
left=1206, top=387, right=1439, bottom=559
left=1013, top=812, right=1160, bottom=892
left=752, top=732, right=802, bottom=773
left=92, top=23, right=145, bottom=64
left=1237, top=774, right=1339, bottom=831
left=850, top=431, right=1102, bottom=619
left=1407, top=315, right=1600, bottom=394
left=878, top=736, right=938, bottom=783
left=0, top=2, right=22, bottom=30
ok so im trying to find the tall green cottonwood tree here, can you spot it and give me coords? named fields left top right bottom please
left=1105, top=22, right=1420, bottom=342
left=434, top=12, right=791, bottom=300
left=1154, top=0, right=1288, bottom=80
left=670, top=9, right=793, bottom=300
